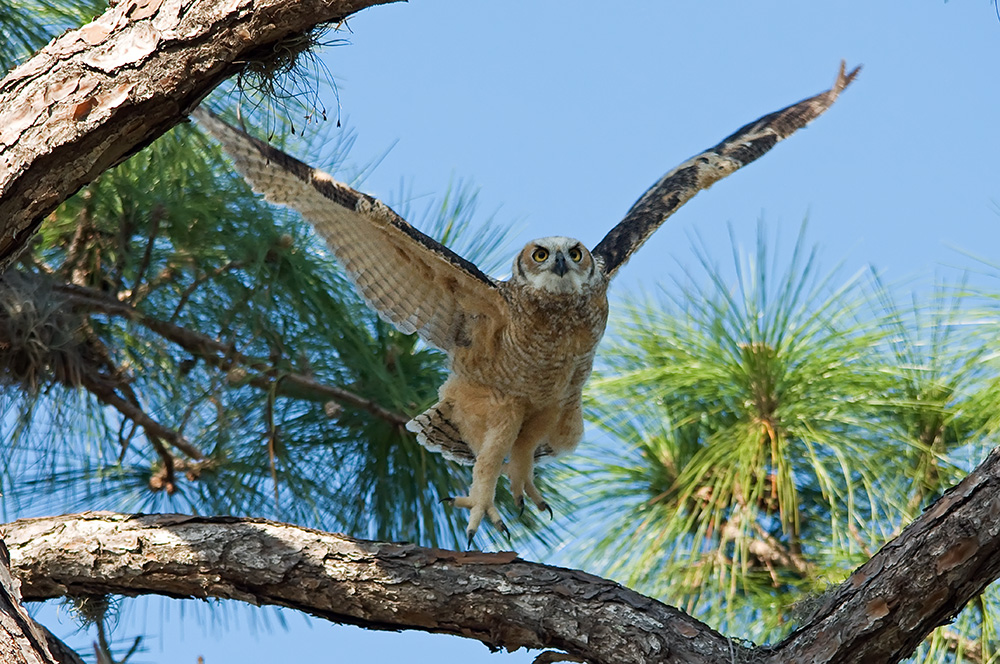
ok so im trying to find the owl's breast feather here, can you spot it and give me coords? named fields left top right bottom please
left=449, top=287, right=608, bottom=403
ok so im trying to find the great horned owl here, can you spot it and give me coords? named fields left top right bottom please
left=193, top=62, right=858, bottom=546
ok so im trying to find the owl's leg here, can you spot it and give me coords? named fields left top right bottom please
left=548, top=400, right=585, bottom=456
left=515, top=401, right=585, bottom=518
left=444, top=405, right=523, bottom=547
left=506, top=408, right=559, bottom=518
left=506, top=447, right=552, bottom=519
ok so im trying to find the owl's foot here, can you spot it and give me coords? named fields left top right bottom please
left=512, top=478, right=554, bottom=520
left=441, top=495, right=509, bottom=548
left=514, top=495, right=553, bottom=519
left=516, top=496, right=554, bottom=520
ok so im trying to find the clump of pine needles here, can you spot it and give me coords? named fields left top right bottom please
left=235, top=23, right=349, bottom=133
left=0, top=273, right=91, bottom=392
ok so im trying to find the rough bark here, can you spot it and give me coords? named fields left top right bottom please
left=0, top=541, right=61, bottom=664
left=35, top=628, right=84, bottom=664
left=0, top=0, right=397, bottom=272
left=5, top=450, right=1000, bottom=664
left=764, top=446, right=1000, bottom=664
left=5, top=513, right=736, bottom=664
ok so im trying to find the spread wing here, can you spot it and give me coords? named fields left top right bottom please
left=192, top=108, right=507, bottom=353
left=592, top=61, right=861, bottom=279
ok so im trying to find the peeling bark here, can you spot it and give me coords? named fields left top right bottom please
left=5, top=448, right=1000, bottom=664
left=0, top=0, right=398, bottom=272
left=0, top=540, right=62, bottom=664
left=4, top=513, right=736, bottom=664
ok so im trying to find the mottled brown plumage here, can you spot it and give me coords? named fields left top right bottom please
left=193, top=61, right=858, bottom=546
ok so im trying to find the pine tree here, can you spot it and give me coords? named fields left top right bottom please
left=3, top=1, right=1000, bottom=662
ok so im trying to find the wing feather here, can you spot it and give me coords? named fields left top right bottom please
left=192, top=109, right=506, bottom=352
left=592, top=61, right=861, bottom=278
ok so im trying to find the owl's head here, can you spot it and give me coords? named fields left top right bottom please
left=512, top=236, right=599, bottom=294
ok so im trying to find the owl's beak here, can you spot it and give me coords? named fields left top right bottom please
left=552, top=252, right=569, bottom=277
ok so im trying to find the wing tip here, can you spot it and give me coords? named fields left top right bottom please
left=833, top=60, right=863, bottom=97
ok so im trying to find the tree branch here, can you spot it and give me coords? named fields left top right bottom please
left=80, top=371, right=203, bottom=462
left=7, top=448, right=1000, bottom=664
left=53, top=278, right=411, bottom=426
left=36, top=624, right=85, bottom=664
left=0, top=540, right=62, bottom=664
left=764, top=446, right=1000, bottom=664
left=0, top=0, right=399, bottom=272
left=5, top=513, right=737, bottom=664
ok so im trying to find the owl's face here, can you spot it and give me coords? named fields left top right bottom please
left=512, top=236, right=598, bottom=294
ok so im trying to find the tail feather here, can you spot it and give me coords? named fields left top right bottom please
left=406, top=402, right=475, bottom=465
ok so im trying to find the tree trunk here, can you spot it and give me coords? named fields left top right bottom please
left=0, top=0, right=397, bottom=272
left=6, top=448, right=1000, bottom=664
left=0, top=540, right=72, bottom=664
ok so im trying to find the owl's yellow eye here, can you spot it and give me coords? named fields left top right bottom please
left=568, top=246, right=583, bottom=263
left=531, top=247, right=549, bottom=262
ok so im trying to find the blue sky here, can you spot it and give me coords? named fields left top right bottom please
left=327, top=2, right=1000, bottom=300
left=32, top=2, right=1000, bottom=662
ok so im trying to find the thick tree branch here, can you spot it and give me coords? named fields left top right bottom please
left=0, top=0, right=398, bottom=272
left=5, top=513, right=737, bottom=664
left=764, top=446, right=1000, bottom=664
left=6, top=449, right=1000, bottom=664
left=0, top=541, right=62, bottom=664
left=36, top=625, right=84, bottom=664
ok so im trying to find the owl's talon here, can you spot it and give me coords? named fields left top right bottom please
left=466, top=530, right=477, bottom=549
left=440, top=496, right=454, bottom=505
left=497, top=520, right=511, bottom=543
left=515, top=496, right=525, bottom=516
left=542, top=502, right=554, bottom=520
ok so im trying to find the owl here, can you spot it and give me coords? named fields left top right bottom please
left=193, top=62, right=858, bottom=546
